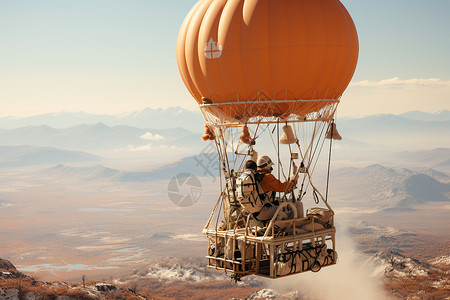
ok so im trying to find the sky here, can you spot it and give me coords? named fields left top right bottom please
left=0, top=0, right=449, bottom=118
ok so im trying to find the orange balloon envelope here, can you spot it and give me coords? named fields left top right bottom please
left=177, top=0, right=359, bottom=123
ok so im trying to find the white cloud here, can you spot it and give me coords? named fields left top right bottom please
left=172, top=233, right=204, bottom=242
left=350, top=77, right=450, bottom=88
left=127, top=143, right=153, bottom=151
left=140, top=132, right=165, bottom=141
left=114, top=144, right=192, bottom=154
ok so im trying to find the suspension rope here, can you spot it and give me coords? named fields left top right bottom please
left=254, top=124, right=270, bottom=140
left=308, top=121, right=318, bottom=166
left=309, top=122, right=325, bottom=166
left=233, top=127, right=240, bottom=168
left=253, top=122, right=261, bottom=141
left=221, top=129, right=231, bottom=174
left=292, top=124, right=309, bottom=199
left=290, top=120, right=328, bottom=201
left=310, top=127, right=328, bottom=175
left=218, top=130, right=235, bottom=225
left=211, top=187, right=225, bottom=231
left=209, top=115, right=337, bottom=231
left=277, top=119, right=281, bottom=182
left=309, top=121, right=329, bottom=175
left=298, top=122, right=328, bottom=198
left=211, top=140, right=224, bottom=231
left=325, top=121, right=334, bottom=202
left=215, top=192, right=224, bottom=229
left=230, top=126, right=236, bottom=170
left=215, top=136, right=224, bottom=174
left=268, top=124, right=288, bottom=181
left=231, top=127, right=243, bottom=171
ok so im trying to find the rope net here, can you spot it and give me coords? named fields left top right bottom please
left=200, top=99, right=339, bottom=126
left=205, top=118, right=336, bottom=230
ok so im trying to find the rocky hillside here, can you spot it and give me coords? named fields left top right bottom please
left=368, top=250, right=450, bottom=299
left=113, top=258, right=261, bottom=300
left=2, top=249, right=449, bottom=299
left=350, top=222, right=450, bottom=299
left=0, top=258, right=146, bottom=300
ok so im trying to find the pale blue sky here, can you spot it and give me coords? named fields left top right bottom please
left=0, top=0, right=449, bottom=117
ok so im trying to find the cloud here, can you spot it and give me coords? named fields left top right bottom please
left=350, top=77, right=450, bottom=88
left=264, top=220, right=388, bottom=300
left=114, top=143, right=192, bottom=154
left=172, top=233, right=204, bottom=242
left=127, top=143, right=153, bottom=151
left=140, top=132, right=164, bottom=141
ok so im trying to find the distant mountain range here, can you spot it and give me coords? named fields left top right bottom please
left=398, top=110, right=450, bottom=122
left=0, top=123, right=201, bottom=155
left=41, top=164, right=159, bottom=182
left=0, top=109, right=447, bottom=171
left=25, top=154, right=448, bottom=212
left=332, top=164, right=450, bottom=211
left=0, top=108, right=448, bottom=151
left=0, top=107, right=204, bottom=132
left=0, top=145, right=102, bottom=168
left=38, top=153, right=220, bottom=182
left=393, top=148, right=450, bottom=171
left=1, top=108, right=448, bottom=131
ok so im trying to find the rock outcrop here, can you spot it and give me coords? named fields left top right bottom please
left=0, top=259, right=30, bottom=280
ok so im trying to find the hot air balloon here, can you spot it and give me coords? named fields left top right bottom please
left=177, top=0, right=358, bottom=280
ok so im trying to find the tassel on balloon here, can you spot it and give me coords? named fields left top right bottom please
left=240, top=125, right=252, bottom=145
left=325, top=122, right=342, bottom=140
left=201, top=125, right=216, bottom=141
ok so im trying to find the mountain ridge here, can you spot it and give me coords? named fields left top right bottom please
left=332, top=164, right=449, bottom=211
left=0, top=145, right=102, bottom=168
left=0, top=107, right=204, bottom=132
left=37, top=153, right=220, bottom=182
left=0, top=123, right=200, bottom=155
left=26, top=158, right=450, bottom=213
left=1, top=109, right=448, bottom=155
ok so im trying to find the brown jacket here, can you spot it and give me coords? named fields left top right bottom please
left=259, top=172, right=294, bottom=193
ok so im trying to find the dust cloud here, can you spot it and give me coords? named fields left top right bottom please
left=263, top=218, right=390, bottom=300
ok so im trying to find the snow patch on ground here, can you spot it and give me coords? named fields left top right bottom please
left=431, top=278, right=450, bottom=289
left=368, top=250, right=434, bottom=279
left=430, top=255, right=450, bottom=266
left=245, top=289, right=299, bottom=300
left=144, top=261, right=225, bottom=283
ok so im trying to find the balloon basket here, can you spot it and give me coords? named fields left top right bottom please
left=203, top=201, right=337, bottom=280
